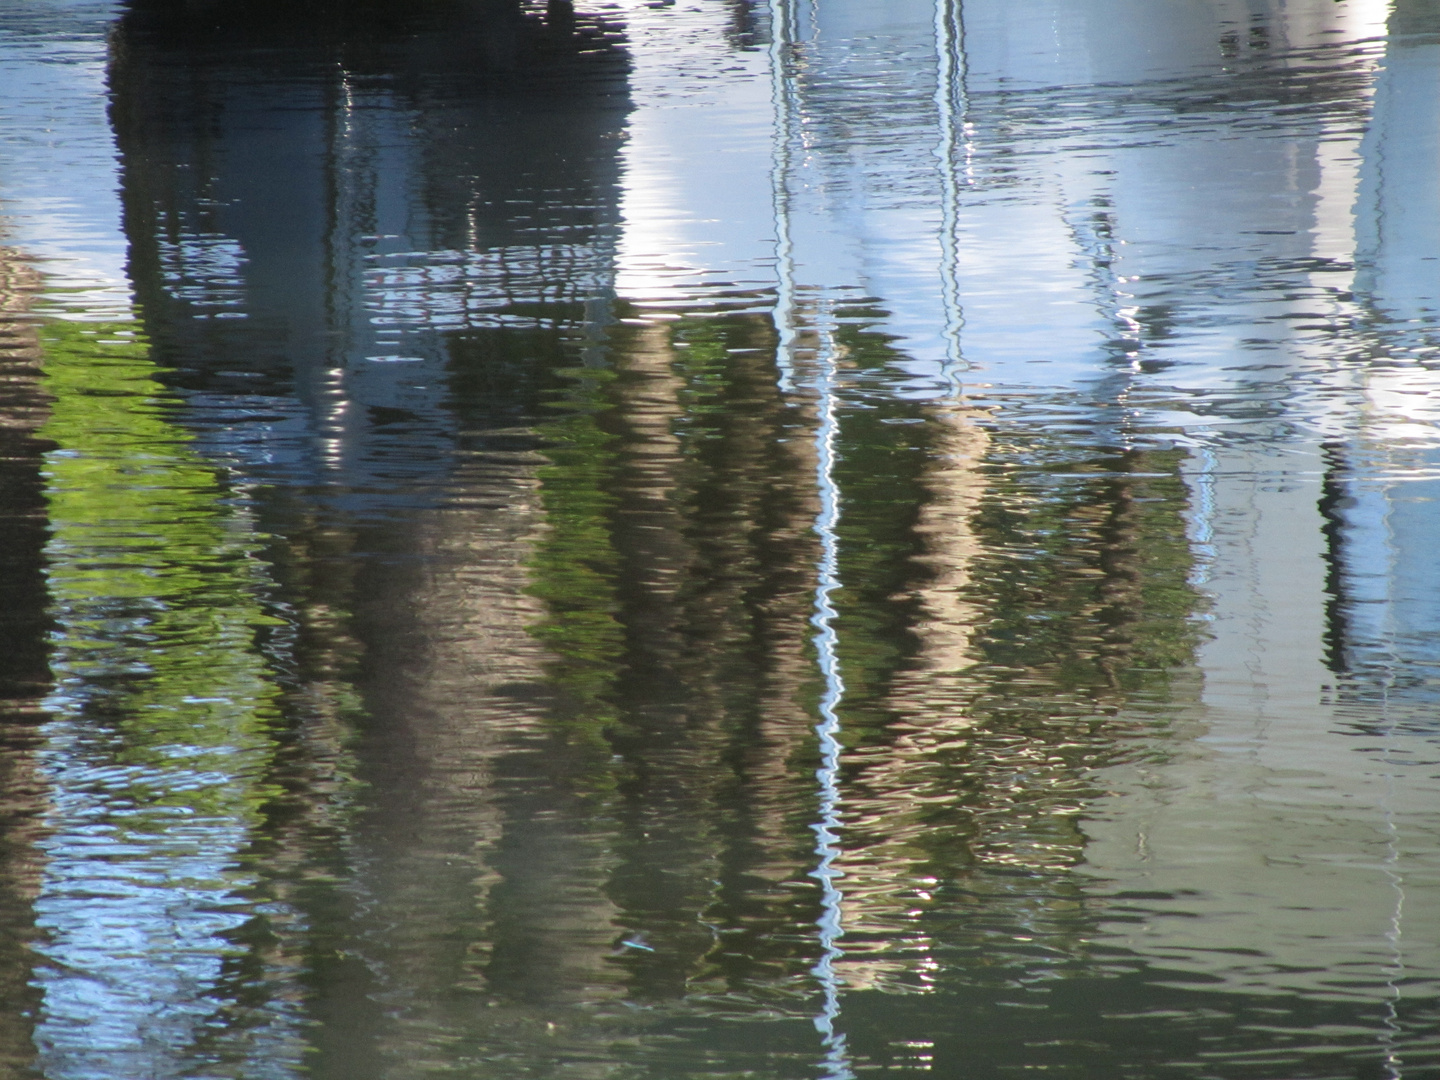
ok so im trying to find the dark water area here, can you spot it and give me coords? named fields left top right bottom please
left=0, top=0, right=1438, bottom=1076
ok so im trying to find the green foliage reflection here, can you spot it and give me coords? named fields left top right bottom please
left=39, top=318, right=282, bottom=823
left=527, top=365, right=624, bottom=750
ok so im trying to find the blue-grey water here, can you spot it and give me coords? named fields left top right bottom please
left=0, top=0, right=1437, bottom=1077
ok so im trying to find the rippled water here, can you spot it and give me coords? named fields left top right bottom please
left=1, top=0, right=1438, bottom=1077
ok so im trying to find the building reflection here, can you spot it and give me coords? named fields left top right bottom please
left=205, top=304, right=837, bottom=1073
left=1321, top=0, right=1440, bottom=719
left=110, top=0, right=629, bottom=501
left=99, top=0, right=1384, bottom=1067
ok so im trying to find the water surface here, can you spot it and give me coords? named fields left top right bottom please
left=0, top=0, right=1437, bottom=1076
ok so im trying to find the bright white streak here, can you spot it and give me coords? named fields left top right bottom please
left=808, top=303, right=854, bottom=1080
left=932, top=0, right=969, bottom=391
left=769, top=0, right=800, bottom=395
left=768, top=2, right=853, bottom=1074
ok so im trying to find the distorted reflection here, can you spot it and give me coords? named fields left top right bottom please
left=33, top=319, right=302, bottom=1078
left=0, top=246, right=50, bottom=1078
left=0, top=0, right=1435, bottom=1076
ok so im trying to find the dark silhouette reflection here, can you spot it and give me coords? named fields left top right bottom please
left=0, top=248, right=49, bottom=1079
left=110, top=0, right=628, bottom=503
left=0, top=253, right=51, bottom=711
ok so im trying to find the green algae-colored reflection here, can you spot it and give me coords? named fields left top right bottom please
left=33, top=318, right=304, bottom=1079
left=527, top=365, right=626, bottom=750
left=41, top=318, right=283, bottom=812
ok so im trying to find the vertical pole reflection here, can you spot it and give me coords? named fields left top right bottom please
left=768, top=0, right=800, bottom=395
left=1380, top=728, right=1407, bottom=1080
left=932, top=0, right=970, bottom=391
left=1363, top=465, right=1407, bottom=1080
left=808, top=305, right=854, bottom=1080
left=768, top=2, right=852, bottom=1074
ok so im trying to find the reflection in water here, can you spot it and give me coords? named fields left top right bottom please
left=0, top=248, right=50, bottom=1079
left=32, top=318, right=301, bottom=1077
left=799, top=307, right=854, bottom=1078
left=0, top=0, right=1436, bottom=1076
left=109, top=0, right=630, bottom=503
